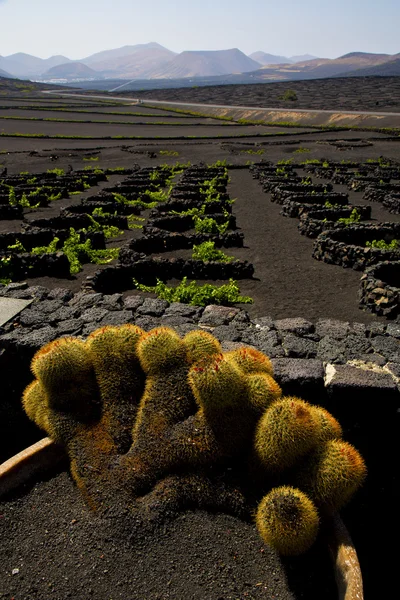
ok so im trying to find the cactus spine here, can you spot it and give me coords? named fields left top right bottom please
left=183, top=330, right=222, bottom=364
left=295, top=439, right=367, bottom=513
left=225, top=346, right=274, bottom=376
left=256, top=486, right=320, bottom=556
left=87, top=324, right=145, bottom=452
left=31, top=337, right=100, bottom=419
left=245, top=372, right=282, bottom=414
left=254, top=397, right=320, bottom=473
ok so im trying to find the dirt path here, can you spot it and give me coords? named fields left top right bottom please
left=228, top=169, right=385, bottom=323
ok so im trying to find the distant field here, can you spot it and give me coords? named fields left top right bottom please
left=117, top=76, right=400, bottom=113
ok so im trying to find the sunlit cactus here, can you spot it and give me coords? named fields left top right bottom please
left=183, top=329, right=222, bottom=364
left=225, top=346, right=274, bottom=376
left=245, top=372, right=282, bottom=414
left=21, top=325, right=366, bottom=556
left=295, top=439, right=367, bottom=513
left=31, top=336, right=100, bottom=418
left=137, top=326, right=188, bottom=375
left=310, top=405, right=343, bottom=443
left=254, top=397, right=321, bottom=473
left=256, top=486, right=320, bottom=556
left=87, top=324, right=145, bottom=451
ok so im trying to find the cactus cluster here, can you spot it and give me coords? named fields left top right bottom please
left=22, top=325, right=366, bottom=556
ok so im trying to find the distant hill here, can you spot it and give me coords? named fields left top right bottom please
left=249, top=52, right=291, bottom=65
left=82, top=42, right=175, bottom=65
left=279, top=52, right=393, bottom=78
left=290, top=54, right=318, bottom=63
left=0, top=53, right=71, bottom=77
left=144, top=49, right=261, bottom=79
left=0, top=68, right=14, bottom=78
left=338, top=51, right=391, bottom=60
left=341, top=56, right=400, bottom=78
left=228, top=52, right=400, bottom=83
left=87, top=44, right=177, bottom=78
left=42, top=62, right=99, bottom=80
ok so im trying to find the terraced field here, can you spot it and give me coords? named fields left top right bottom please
left=1, top=90, right=400, bottom=323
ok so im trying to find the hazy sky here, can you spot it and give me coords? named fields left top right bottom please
left=0, top=0, right=399, bottom=60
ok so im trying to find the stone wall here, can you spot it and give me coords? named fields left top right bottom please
left=360, top=261, right=400, bottom=318
left=313, top=223, right=400, bottom=270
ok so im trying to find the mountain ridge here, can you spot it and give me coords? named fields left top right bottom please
left=1, top=44, right=400, bottom=83
left=143, top=48, right=261, bottom=79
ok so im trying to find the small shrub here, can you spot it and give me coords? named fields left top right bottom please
left=47, top=168, right=64, bottom=176
left=133, top=277, right=253, bottom=306
left=0, top=256, right=12, bottom=284
left=193, top=215, right=229, bottom=235
left=159, top=150, right=179, bottom=157
left=337, top=209, right=362, bottom=225
left=301, top=159, right=321, bottom=165
left=365, top=239, right=400, bottom=250
left=241, top=149, right=264, bottom=155
left=293, top=147, right=310, bottom=154
left=191, top=241, right=235, bottom=263
left=280, top=89, right=298, bottom=102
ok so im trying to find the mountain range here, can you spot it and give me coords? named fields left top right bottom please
left=0, top=43, right=399, bottom=85
left=0, top=43, right=318, bottom=81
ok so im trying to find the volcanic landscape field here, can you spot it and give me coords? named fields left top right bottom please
left=1, top=86, right=400, bottom=324
left=118, top=76, right=400, bottom=113
left=1, top=82, right=400, bottom=600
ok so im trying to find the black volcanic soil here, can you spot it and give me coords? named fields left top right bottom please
left=0, top=469, right=340, bottom=600
left=1, top=126, right=400, bottom=324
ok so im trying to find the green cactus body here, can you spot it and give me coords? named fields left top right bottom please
left=309, top=405, right=343, bottom=443
left=87, top=325, right=145, bottom=452
left=225, top=347, right=274, bottom=376
left=256, top=486, right=320, bottom=556
left=22, top=380, right=53, bottom=437
left=21, top=327, right=366, bottom=553
left=295, top=439, right=367, bottom=513
left=188, top=354, right=246, bottom=412
left=245, top=372, right=282, bottom=414
left=183, top=330, right=222, bottom=365
left=188, top=354, right=256, bottom=452
left=136, top=326, right=188, bottom=375
left=31, top=337, right=100, bottom=420
left=254, top=397, right=320, bottom=473
left=132, top=328, right=196, bottom=468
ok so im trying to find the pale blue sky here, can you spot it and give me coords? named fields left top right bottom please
left=0, top=0, right=399, bottom=59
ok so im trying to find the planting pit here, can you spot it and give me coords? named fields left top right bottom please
left=297, top=205, right=372, bottom=237
left=312, top=222, right=400, bottom=270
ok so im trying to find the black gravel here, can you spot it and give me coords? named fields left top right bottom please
left=0, top=470, right=338, bottom=600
